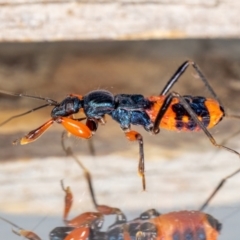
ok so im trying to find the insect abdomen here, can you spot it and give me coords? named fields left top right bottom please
left=151, top=211, right=221, bottom=240
left=146, top=96, right=224, bottom=131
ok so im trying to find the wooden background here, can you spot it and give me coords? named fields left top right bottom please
left=0, top=0, right=240, bottom=41
left=0, top=40, right=240, bottom=239
left=0, top=1, right=240, bottom=239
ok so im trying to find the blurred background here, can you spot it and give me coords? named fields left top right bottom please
left=0, top=1, right=240, bottom=239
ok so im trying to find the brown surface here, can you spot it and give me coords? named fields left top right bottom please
left=1, top=1, right=240, bottom=41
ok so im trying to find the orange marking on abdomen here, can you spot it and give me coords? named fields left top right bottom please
left=204, top=99, right=224, bottom=129
left=146, top=96, right=182, bottom=131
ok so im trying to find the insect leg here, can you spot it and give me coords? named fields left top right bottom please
left=61, top=132, right=127, bottom=224
left=67, top=117, right=97, bottom=156
left=56, top=117, right=92, bottom=139
left=124, top=130, right=145, bottom=191
left=172, top=91, right=240, bottom=157
left=152, top=92, right=174, bottom=133
left=61, top=180, right=104, bottom=228
left=86, top=118, right=99, bottom=156
left=199, top=167, right=240, bottom=211
left=14, top=115, right=92, bottom=145
left=160, top=60, right=221, bottom=104
left=14, top=118, right=55, bottom=145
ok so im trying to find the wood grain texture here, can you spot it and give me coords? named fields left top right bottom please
left=0, top=0, right=239, bottom=41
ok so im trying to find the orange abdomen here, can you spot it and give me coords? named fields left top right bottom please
left=146, top=96, right=224, bottom=131
left=151, top=211, right=221, bottom=240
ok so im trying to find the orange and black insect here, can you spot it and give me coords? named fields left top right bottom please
left=0, top=60, right=239, bottom=190
left=0, top=136, right=222, bottom=240
left=0, top=185, right=222, bottom=240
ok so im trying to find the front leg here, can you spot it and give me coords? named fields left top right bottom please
left=61, top=181, right=104, bottom=228
left=14, top=116, right=93, bottom=145
left=56, top=117, right=92, bottom=139
left=13, top=118, right=55, bottom=145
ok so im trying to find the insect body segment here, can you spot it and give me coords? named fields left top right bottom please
left=110, top=94, right=153, bottom=131
left=51, top=96, right=83, bottom=117
left=151, top=211, right=221, bottom=240
left=83, top=90, right=115, bottom=119
left=146, top=95, right=224, bottom=131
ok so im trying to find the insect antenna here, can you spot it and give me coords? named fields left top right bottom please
left=0, top=104, right=52, bottom=127
left=0, top=90, right=59, bottom=127
left=225, top=114, right=240, bottom=120
left=0, top=89, right=58, bottom=105
left=0, top=215, right=22, bottom=229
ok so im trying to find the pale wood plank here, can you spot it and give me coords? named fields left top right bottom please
left=0, top=1, right=239, bottom=41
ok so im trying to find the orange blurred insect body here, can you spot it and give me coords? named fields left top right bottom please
left=50, top=181, right=221, bottom=240
left=0, top=141, right=222, bottom=240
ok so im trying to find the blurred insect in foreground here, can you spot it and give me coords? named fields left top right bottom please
left=0, top=60, right=240, bottom=190
left=0, top=134, right=222, bottom=240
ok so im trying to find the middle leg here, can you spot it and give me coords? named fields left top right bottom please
left=124, top=130, right=145, bottom=191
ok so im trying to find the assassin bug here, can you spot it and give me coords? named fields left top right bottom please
left=0, top=134, right=222, bottom=240
left=0, top=60, right=239, bottom=190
